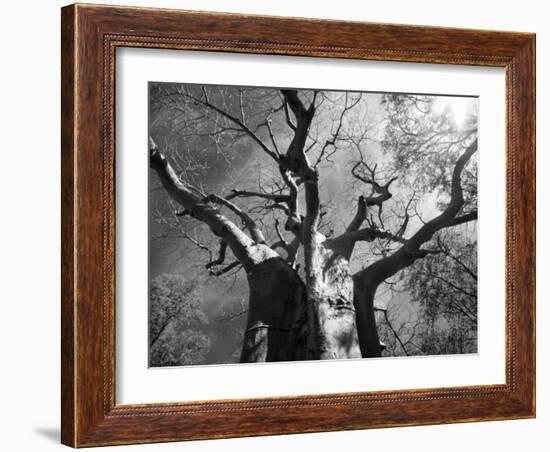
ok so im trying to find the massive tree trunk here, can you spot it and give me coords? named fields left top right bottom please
left=151, top=142, right=312, bottom=363
left=242, top=243, right=362, bottom=362
left=240, top=255, right=307, bottom=362
left=305, top=241, right=362, bottom=360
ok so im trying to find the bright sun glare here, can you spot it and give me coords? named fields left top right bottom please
left=432, top=96, right=474, bottom=130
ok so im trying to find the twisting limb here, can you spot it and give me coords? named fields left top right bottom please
left=202, top=194, right=266, bottom=244
left=357, top=139, right=478, bottom=284
left=351, top=160, right=398, bottom=206
left=353, top=138, right=479, bottom=358
left=345, top=157, right=399, bottom=233
left=336, top=227, right=408, bottom=246
left=149, top=137, right=266, bottom=268
left=327, top=226, right=407, bottom=260
left=279, top=89, right=327, bottom=301
left=280, top=89, right=317, bottom=179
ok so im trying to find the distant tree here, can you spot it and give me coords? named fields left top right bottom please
left=406, top=230, right=477, bottom=355
left=377, top=229, right=477, bottom=357
left=149, top=274, right=211, bottom=366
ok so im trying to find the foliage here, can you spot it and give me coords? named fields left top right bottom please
left=379, top=229, right=478, bottom=357
left=149, top=274, right=211, bottom=367
left=381, top=93, right=478, bottom=208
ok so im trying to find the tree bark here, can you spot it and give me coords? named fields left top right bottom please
left=305, top=240, right=362, bottom=360
left=150, top=143, right=310, bottom=362
left=240, top=256, right=307, bottom=362
left=353, top=276, right=382, bottom=358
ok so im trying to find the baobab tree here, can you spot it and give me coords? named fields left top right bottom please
left=148, top=83, right=478, bottom=363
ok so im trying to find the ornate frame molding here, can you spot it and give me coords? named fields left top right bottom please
left=61, top=4, right=535, bottom=447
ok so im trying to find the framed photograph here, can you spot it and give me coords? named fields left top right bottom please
left=61, top=3, right=535, bottom=447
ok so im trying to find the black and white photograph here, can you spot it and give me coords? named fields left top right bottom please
left=148, top=83, right=478, bottom=367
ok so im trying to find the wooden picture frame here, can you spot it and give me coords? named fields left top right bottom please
left=61, top=3, right=535, bottom=447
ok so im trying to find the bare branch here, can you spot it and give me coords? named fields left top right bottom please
left=188, top=88, right=280, bottom=162
left=226, top=189, right=291, bottom=205
left=202, top=194, right=266, bottom=244
left=149, top=138, right=262, bottom=267
left=328, top=226, right=407, bottom=260
left=380, top=308, right=410, bottom=356
left=436, top=235, right=477, bottom=282
left=354, top=138, right=478, bottom=287
left=351, top=160, right=397, bottom=206
left=315, top=93, right=361, bottom=167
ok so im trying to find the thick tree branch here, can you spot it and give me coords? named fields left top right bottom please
left=347, top=196, right=368, bottom=232
left=280, top=89, right=321, bottom=286
left=202, top=194, right=266, bottom=244
left=226, top=189, right=291, bottom=206
left=279, top=166, right=301, bottom=227
left=328, top=226, right=407, bottom=260
left=355, top=138, right=478, bottom=287
left=353, top=139, right=478, bottom=358
left=280, top=90, right=317, bottom=178
left=351, top=161, right=397, bottom=206
left=449, top=210, right=478, bottom=227
left=150, top=137, right=267, bottom=268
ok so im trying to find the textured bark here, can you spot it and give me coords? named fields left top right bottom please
left=151, top=143, right=312, bottom=363
left=240, top=256, right=307, bottom=362
left=241, top=241, right=362, bottom=363
left=305, top=238, right=362, bottom=360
